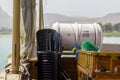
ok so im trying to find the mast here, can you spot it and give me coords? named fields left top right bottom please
left=12, top=0, right=20, bottom=73
left=39, top=0, right=44, bottom=29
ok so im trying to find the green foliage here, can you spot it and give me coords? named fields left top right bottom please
left=0, top=27, right=12, bottom=31
left=114, top=23, right=120, bottom=32
left=0, top=31, right=11, bottom=35
left=103, top=31, right=120, bottom=37
left=103, top=23, right=113, bottom=32
left=100, top=22, right=120, bottom=32
left=98, top=22, right=120, bottom=37
left=0, top=27, right=12, bottom=35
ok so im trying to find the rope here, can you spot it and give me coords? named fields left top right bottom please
left=4, top=63, right=30, bottom=80
left=78, top=24, right=83, bottom=45
left=71, top=24, right=77, bottom=44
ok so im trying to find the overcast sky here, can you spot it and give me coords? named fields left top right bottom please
left=0, top=0, right=120, bottom=17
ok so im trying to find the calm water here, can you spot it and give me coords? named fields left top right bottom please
left=0, top=35, right=120, bottom=70
left=0, top=35, right=12, bottom=71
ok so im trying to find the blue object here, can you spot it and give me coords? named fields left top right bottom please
left=74, top=45, right=81, bottom=50
left=75, top=52, right=78, bottom=59
left=72, top=44, right=81, bottom=59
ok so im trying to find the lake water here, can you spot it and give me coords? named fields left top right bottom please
left=103, top=37, right=120, bottom=44
left=0, top=35, right=120, bottom=70
left=0, top=35, right=12, bottom=71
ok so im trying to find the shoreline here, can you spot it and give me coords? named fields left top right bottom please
left=0, top=32, right=12, bottom=35
left=0, top=32, right=120, bottom=37
left=103, top=32, right=120, bottom=37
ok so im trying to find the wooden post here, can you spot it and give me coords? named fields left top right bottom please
left=12, top=0, right=20, bottom=74
left=39, top=0, right=44, bottom=29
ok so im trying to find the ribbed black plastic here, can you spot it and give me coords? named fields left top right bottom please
left=37, top=52, right=58, bottom=80
left=36, top=29, right=58, bottom=51
left=36, top=29, right=62, bottom=80
left=56, top=33, right=62, bottom=80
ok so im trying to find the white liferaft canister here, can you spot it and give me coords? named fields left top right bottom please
left=52, top=22, right=102, bottom=50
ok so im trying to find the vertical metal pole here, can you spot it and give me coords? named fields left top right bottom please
left=12, top=0, right=20, bottom=74
left=39, top=0, right=44, bottom=29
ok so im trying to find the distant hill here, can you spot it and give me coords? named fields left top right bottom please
left=89, top=13, right=120, bottom=24
left=44, top=13, right=120, bottom=28
left=1, top=5, right=120, bottom=30
left=44, top=13, right=90, bottom=28
left=0, top=6, right=11, bottom=29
